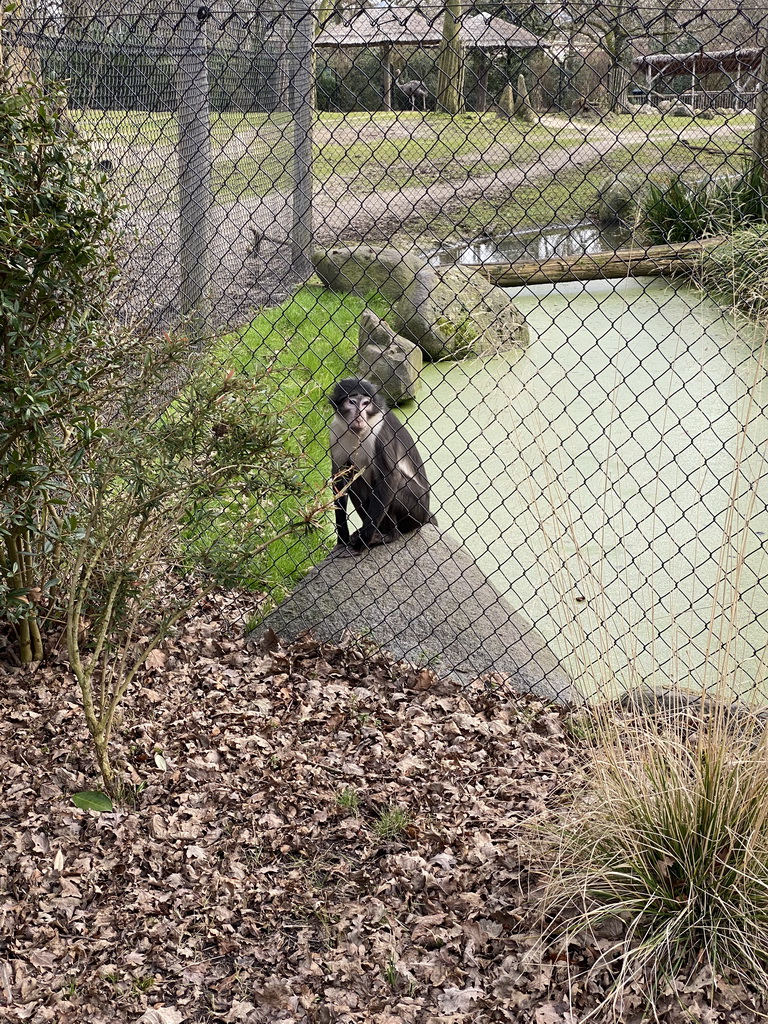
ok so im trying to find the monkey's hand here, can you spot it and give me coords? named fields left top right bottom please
left=347, top=529, right=387, bottom=553
left=335, top=544, right=359, bottom=558
left=347, top=530, right=369, bottom=553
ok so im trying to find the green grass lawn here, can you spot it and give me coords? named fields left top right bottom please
left=202, top=285, right=391, bottom=600
left=72, top=106, right=755, bottom=212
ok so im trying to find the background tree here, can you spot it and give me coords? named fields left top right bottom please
left=436, top=0, right=465, bottom=114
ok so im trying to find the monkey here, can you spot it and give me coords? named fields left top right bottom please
left=329, top=378, right=434, bottom=554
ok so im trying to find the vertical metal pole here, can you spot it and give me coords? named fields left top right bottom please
left=751, top=29, right=768, bottom=187
left=290, top=0, right=314, bottom=279
left=176, top=1, right=212, bottom=332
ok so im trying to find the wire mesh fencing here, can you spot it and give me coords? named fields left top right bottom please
left=3, top=1, right=768, bottom=705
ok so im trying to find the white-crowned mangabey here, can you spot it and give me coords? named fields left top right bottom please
left=329, top=378, right=434, bottom=553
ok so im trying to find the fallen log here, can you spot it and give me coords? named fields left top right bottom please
left=467, top=236, right=726, bottom=288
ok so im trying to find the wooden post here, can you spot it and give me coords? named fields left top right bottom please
left=382, top=43, right=392, bottom=111
left=176, top=0, right=212, bottom=332
left=290, top=0, right=314, bottom=279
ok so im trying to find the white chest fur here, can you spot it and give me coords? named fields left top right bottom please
left=330, top=421, right=379, bottom=471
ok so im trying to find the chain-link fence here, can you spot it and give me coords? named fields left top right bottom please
left=3, top=0, right=768, bottom=705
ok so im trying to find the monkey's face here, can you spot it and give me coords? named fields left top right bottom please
left=339, top=392, right=378, bottom=437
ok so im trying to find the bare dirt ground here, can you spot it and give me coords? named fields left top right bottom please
left=118, top=115, right=742, bottom=334
left=3, top=594, right=767, bottom=1023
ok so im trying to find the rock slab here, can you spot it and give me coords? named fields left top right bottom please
left=257, top=525, right=580, bottom=706
left=313, top=244, right=529, bottom=360
left=358, top=309, right=422, bottom=404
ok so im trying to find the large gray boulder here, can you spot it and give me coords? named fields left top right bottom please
left=358, top=310, right=422, bottom=405
left=313, top=245, right=529, bottom=360
left=257, top=525, right=580, bottom=706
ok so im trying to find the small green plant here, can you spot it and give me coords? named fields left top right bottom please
left=384, top=956, right=399, bottom=989
left=336, top=786, right=360, bottom=813
left=131, top=975, right=155, bottom=995
left=374, top=807, right=411, bottom=840
left=416, top=648, right=441, bottom=669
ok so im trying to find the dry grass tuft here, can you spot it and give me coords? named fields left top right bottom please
left=535, top=710, right=768, bottom=1015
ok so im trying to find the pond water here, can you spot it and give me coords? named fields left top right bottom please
left=431, top=221, right=632, bottom=267
left=402, top=277, right=768, bottom=699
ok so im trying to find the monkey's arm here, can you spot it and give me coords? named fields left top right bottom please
left=331, top=461, right=351, bottom=546
left=350, top=449, right=399, bottom=550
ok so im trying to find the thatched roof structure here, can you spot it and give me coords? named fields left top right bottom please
left=461, top=13, right=540, bottom=51
left=315, top=6, right=545, bottom=112
left=315, top=6, right=543, bottom=51
left=633, top=46, right=762, bottom=79
left=315, top=6, right=438, bottom=47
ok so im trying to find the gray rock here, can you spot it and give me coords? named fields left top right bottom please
left=497, top=83, right=514, bottom=117
left=394, top=262, right=530, bottom=360
left=670, top=102, right=693, bottom=117
left=358, top=310, right=421, bottom=405
left=256, top=525, right=580, bottom=706
left=513, top=73, right=535, bottom=123
left=314, top=245, right=425, bottom=304
left=313, top=244, right=529, bottom=360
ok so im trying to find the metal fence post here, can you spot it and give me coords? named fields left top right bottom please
left=176, top=1, right=212, bottom=332
left=751, top=27, right=768, bottom=187
left=290, top=0, right=314, bottom=280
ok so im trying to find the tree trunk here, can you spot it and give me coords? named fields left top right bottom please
left=436, top=0, right=464, bottom=114
left=470, top=237, right=725, bottom=287
left=475, top=53, right=490, bottom=112
left=608, top=61, right=631, bottom=113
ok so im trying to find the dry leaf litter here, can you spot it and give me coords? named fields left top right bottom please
left=1, top=592, right=765, bottom=1023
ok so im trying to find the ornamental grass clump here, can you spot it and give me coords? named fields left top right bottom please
left=692, top=223, right=768, bottom=320
left=537, top=713, right=768, bottom=1012
left=643, top=161, right=768, bottom=245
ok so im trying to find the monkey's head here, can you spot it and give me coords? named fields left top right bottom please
left=329, top=378, right=387, bottom=437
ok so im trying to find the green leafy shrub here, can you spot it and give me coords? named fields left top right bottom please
left=0, top=79, right=324, bottom=796
left=64, top=349, right=326, bottom=797
left=0, top=77, right=120, bottom=662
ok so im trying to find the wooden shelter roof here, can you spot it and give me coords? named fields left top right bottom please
left=315, top=6, right=437, bottom=47
left=315, top=6, right=542, bottom=50
left=632, top=46, right=762, bottom=77
left=459, top=13, right=540, bottom=50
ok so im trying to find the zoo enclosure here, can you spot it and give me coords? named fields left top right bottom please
left=3, top=0, right=768, bottom=704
